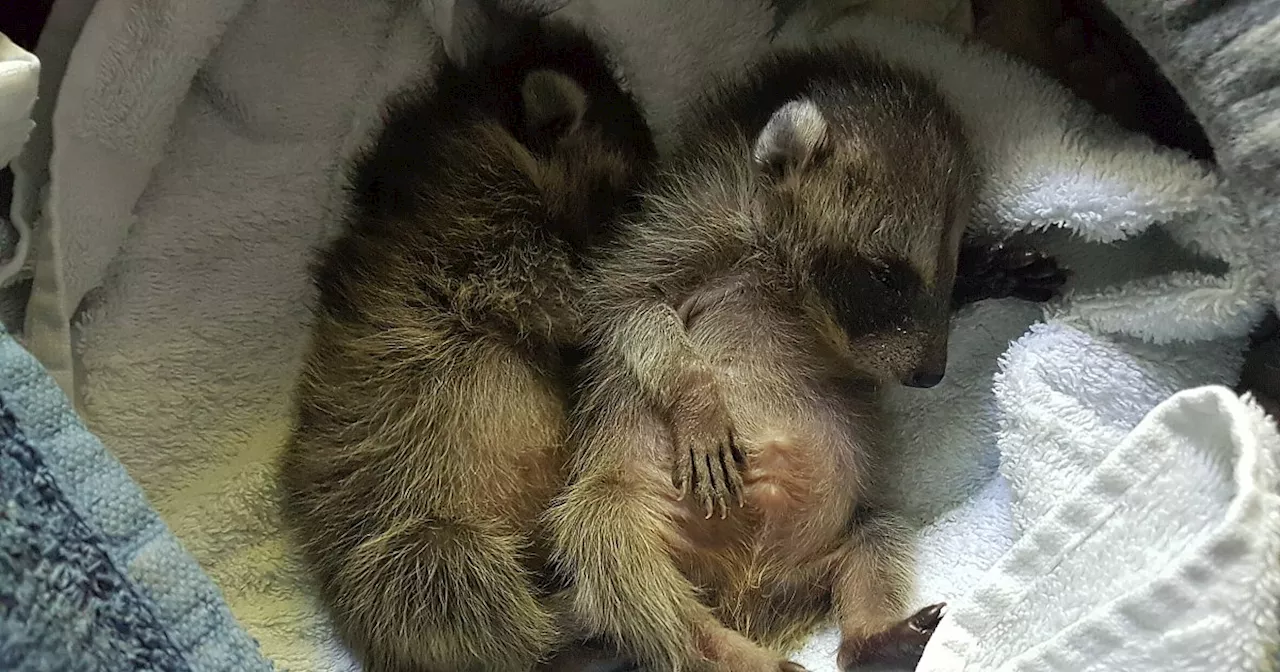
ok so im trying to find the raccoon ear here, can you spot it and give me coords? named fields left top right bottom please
left=521, top=69, right=589, bottom=141
left=753, top=99, right=829, bottom=176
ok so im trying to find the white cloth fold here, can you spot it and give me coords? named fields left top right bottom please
left=924, top=381, right=1280, bottom=671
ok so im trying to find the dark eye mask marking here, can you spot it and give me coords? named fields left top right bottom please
left=810, top=251, right=919, bottom=338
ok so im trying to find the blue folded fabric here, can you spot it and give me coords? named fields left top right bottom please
left=0, top=327, right=273, bottom=672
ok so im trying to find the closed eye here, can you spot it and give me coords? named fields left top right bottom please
left=812, top=252, right=911, bottom=338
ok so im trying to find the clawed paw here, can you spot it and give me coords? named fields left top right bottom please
left=953, top=236, right=1069, bottom=308
left=674, top=427, right=745, bottom=520
left=670, top=372, right=745, bottom=519
left=901, top=602, right=945, bottom=640
left=697, top=622, right=808, bottom=672
left=837, top=602, right=946, bottom=670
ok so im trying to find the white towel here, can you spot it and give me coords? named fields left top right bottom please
left=9, top=1, right=1279, bottom=670
left=928, top=381, right=1280, bottom=671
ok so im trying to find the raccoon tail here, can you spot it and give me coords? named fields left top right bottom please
left=549, top=473, right=704, bottom=671
left=331, top=516, right=558, bottom=672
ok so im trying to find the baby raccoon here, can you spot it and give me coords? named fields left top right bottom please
left=547, top=44, right=1061, bottom=672
left=276, top=5, right=655, bottom=672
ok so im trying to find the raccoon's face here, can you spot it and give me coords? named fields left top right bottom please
left=517, top=69, right=656, bottom=250
left=751, top=96, right=975, bottom=387
left=806, top=250, right=954, bottom=388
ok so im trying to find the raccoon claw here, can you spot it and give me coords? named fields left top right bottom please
left=670, top=379, right=744, bottom=518
left=953, top=236, right=1069, bottom=308
left=683, top=435, right=743, bottom=519
left=837, top=602, right=946, bottom=670
left=905, top=602, right=946, bottom=634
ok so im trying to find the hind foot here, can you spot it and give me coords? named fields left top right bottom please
left=952, top=236, right=1068, bottom=308
left=697, top=623, right=810, bottom=672
left=837, top=602, right=945, bottom=670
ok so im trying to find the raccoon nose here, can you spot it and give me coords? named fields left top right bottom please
left=906, top=370, right=945, bottom=388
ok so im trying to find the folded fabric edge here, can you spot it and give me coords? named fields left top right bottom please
left=998, top=387, right=1280, bottom=670
left=1049, top=266, right=1270, bottom=344
left=917, top=385, right=1280, bottom=671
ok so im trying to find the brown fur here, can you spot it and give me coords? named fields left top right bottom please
left=276, top=10, right=654, bottom=672
left=547, top=45, right=977, bottom=672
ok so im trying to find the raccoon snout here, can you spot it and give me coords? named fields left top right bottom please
left=904, top=340, right=948, bottom=388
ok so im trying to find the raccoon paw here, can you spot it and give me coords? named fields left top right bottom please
left=699, top=621, right=809, bottom=672
left=952, top=237, right=1069, bottom=308
left=837, top=602, right=945, bottom=670
left=670, top=371, right=745, bottom=519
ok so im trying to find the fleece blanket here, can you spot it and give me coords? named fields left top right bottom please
left=3, top=0, right=1279, bottom=671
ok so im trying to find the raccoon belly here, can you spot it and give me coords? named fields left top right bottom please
left=668, top=426, right=850, bottom=556
left=741, top=433, right=817, bottom=516
left=668, top=440, right=837, bottom=651
left=672, top=281, right=864, bottom=575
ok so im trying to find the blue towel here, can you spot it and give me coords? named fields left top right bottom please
left=0, top=326, right=273, bottom=672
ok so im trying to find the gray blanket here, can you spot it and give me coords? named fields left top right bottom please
left=1107, top=0, right=1280, bottom=309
